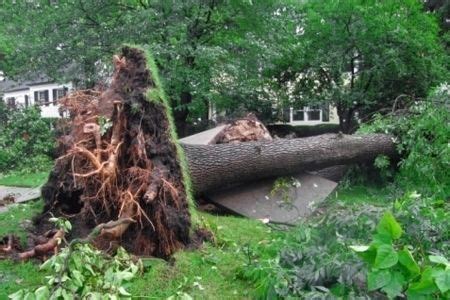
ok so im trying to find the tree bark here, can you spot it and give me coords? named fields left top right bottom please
left=183, top=133, right=396, bottom=194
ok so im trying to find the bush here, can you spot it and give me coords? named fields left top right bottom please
left=0, top=104, right=55, bottom=174
left=359, top=84, right=450, bottom=198
left=351, top=210, right=450, bottom=299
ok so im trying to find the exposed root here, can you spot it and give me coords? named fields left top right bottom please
left=214, top=113, right=272, bottom=144
left=16, top=229, right=65, bottom=261
left=37, top=47, right=191, bottom=258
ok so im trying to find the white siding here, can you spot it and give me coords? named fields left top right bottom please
left=3, top=82, right=72, bottom=118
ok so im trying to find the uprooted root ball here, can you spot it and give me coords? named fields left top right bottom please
left=39, top=47, right=191, bottom=258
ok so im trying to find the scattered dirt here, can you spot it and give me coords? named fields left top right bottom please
left=0, top=194, right=15, bottom=206
left=214, top=113, right=272, bottom=144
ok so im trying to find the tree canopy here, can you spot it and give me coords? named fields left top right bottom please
left=0, top=0, right=448, bottom=133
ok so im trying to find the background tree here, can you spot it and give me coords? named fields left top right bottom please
left=0, top=0, right=448, bottom=134
left=269, top=0, right=448, bottom=132
left=0, top=0, right=283, bottom=135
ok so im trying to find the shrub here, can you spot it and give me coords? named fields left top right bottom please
left=351, top=211, right=450, bottom=299
left=0, top=104, right=55, bottom=174
left=359, top=84, right=450, bottom=198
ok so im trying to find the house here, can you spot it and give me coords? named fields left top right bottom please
left=0, top=75, right=72, bottom=118
left=287, top=105, right=339, bottom=125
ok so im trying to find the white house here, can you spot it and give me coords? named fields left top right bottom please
left=0, top=76, right=72, bottom=118
left=288, top=105, right=339, bottom=125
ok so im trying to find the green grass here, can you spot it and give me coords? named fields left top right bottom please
left=328, top=184, right=397, bottom=206
left=0, top=202, right=281, bottom=299
left=0, top=173, right=395, bottom=298
left=128, top=213, right=280, bottom=299
left=0, top=200, right=46, bottom=299
left=0, top=171, right=49, bottom=187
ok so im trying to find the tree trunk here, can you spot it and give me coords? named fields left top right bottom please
left=183, top=133, right=396, bottom=194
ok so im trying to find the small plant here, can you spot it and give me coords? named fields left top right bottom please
left=9, top=219, right=143, bottom=299
left=270, top=177, right=301, bottom=210
left=351, top=211, right=450, bottom=299
left=49, top=216, right=72, bottom=233
left=98, top=115, right=112, bottom=136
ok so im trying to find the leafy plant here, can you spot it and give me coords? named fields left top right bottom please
left=98, top=115, right=112, bottom=136
left=351, top=211, right=450, bottom=299
left=0, top=105, right=54, bottom=174
left=9, top=219, right=143, bottom=300
left=359, top=84, right=450, bottom=197
left=270, top=177, right=301, bottom=210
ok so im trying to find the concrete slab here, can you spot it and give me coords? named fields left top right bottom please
left=0, top=186, right=41, bottom=213
left=207, top=173, right=337, bottom=225
left=179, top=125, right=226, bottom=145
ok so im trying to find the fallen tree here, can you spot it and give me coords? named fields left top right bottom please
left=20, top=46, right=395, bottom=260
left=184, top=133, right=396, bottom=193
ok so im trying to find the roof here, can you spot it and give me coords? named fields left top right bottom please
left=0, top=73, right=54, bottom=94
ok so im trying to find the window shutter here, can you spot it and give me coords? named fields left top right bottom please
left=53, top=89, right=57, bottom=105
left=45, top=90, right=49, bottom=106
left=25, top=95, right=29, bottom=108
left=34, top=91, right=38, bottom=105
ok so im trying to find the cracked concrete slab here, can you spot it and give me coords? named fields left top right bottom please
left=207, top=173, right=337, bottom=225
left=0, top=186, right=41, bottom=213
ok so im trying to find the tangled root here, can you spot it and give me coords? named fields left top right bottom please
left=39, top=47, right=191, bottom=258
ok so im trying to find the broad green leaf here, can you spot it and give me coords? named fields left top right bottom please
left=374, top=245, right=398, bottom=269
left=8, top=290, right=24, bottom=300
left=429, top=255, right=450, bottom=267
left=368, top=269, right=391, bottom=291
left=433, top=269, right=450, bottom=294
left=83, top=292, right=102, bottom=300
left=407, top=267, right=439, bottom=298
left=23, top=292, right=35, bottom=300
left=381, top=271, right=405, bottom=299
left=349, top=245, right=370, bottom=252
left=376, top=212, right=402, bottom=240
left=34, top=286, right=49, bottom=300
left=398, top=248, right=420, bottom=275
left=118, top=286, right=132, bottom=296
left=64, top=220, right=72, bottom=231
left=61, top=289, right=72, bottom=300
left=356, top=245, right=377, bottom=265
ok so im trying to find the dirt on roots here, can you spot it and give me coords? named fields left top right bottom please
left=36, top=47, right=191, bottom=259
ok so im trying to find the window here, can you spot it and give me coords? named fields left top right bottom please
left=6, top=97, right=16, bottom=108
left=292, top=108, right=305, bottom=121
left=291, top=106, right=327, bottom=122
left=53, top=88, right=67, bottom=105
left=25, top=95, right=29, bottom=108
left=306, top=106, right=321, bottom=121
left=34, top=90, right=49, bottom=106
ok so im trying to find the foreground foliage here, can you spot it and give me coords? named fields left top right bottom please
left=351, top=211, right=450, bottom=299
left=10, top=244, right=142, bottom=299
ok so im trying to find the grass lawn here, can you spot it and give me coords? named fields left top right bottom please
left=0, top=174, right=394, bottom=299
left=0, top=171, right=49, bottom=187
